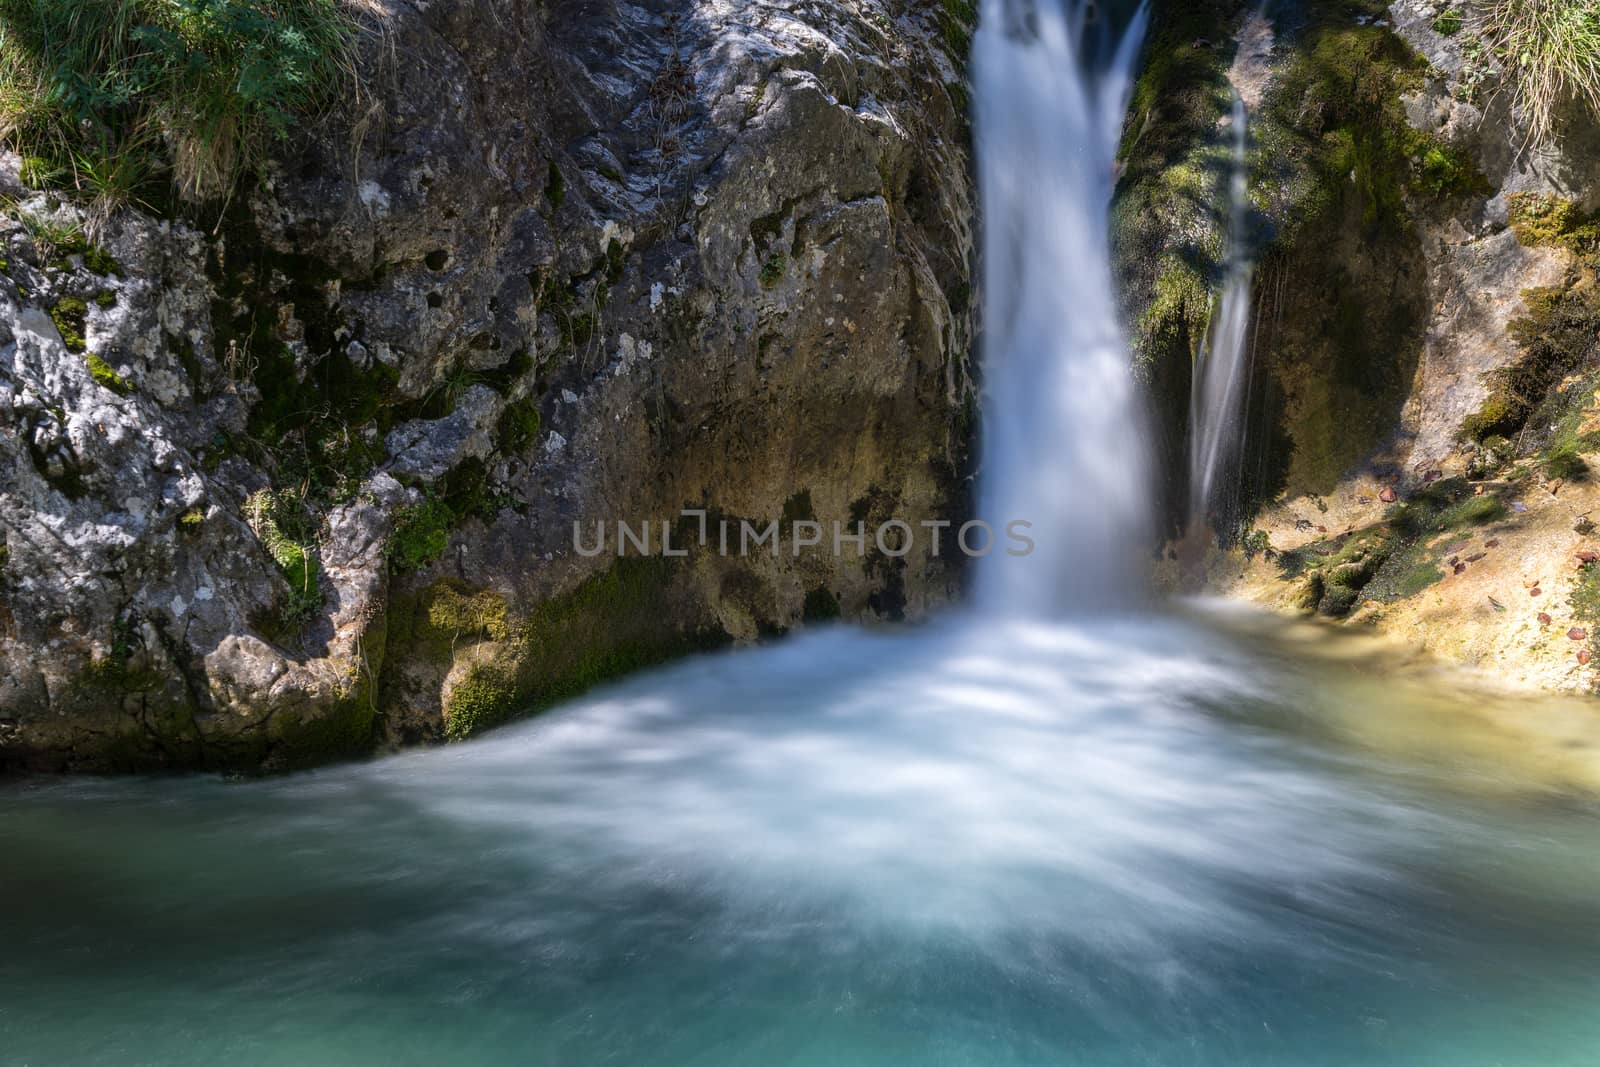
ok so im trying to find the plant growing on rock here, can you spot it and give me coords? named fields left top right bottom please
left=0, top=0, right=362, bottom=212
left=1470, top=0, right=1600, bottom=146
left=244, top=488, right=321, bottom=629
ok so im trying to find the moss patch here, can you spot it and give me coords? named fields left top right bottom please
left=802, top=586, right=841, bottom=622
left=497, top=397, right=542, bottom=453
left=265, top=693, right=378, bottom=770
left=938, top=0, right=977, bottom=66
left=1278, top=478, right=1512, bottom=615
left=244, top=489, right=321, bottom=632
left=388, top=497, right=455, bottom=573
left=49, top=296, right=87, bottom=351
left=85, top=353, right=132, bottom=394
left=1507, top=194, right=1598, bottom=253
left=1462, top=263, right=1600, bottom=444
left=427, top=558, right=731, bottom=742
left=758, top=251, right=787, bottom=289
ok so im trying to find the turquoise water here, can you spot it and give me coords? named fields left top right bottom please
left=3, top=613, right=1599, bottom=1065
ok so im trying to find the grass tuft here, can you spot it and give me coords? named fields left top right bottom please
left=0, top=0, right=361, bottom=212
left=1471, top=0, right=1600, bottom=147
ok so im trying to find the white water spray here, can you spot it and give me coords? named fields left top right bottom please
left=974, top=0, right=1152, bottom=613
left=1189, top=94, right=1257, bottom=528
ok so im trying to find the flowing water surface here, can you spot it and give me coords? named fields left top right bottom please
left=3, top=610, right=1600, bottom=1065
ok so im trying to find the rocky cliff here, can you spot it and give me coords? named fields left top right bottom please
left=0, top=0, right=977, bottom=770
left=1121, top=0, right=1600, bottom=693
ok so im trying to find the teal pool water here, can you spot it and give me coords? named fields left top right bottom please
left=3, top=614, right=1599, bottom=1065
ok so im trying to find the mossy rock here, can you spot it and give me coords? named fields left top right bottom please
left=429, top=558, right=732, bottom=742
left=49, top=297, right=88, bottom=352
left=85, top=353, right=133, bottom=395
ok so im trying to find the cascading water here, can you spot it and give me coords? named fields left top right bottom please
left=974, top=0, right=1152, bottom=611
left=3, top=3, right=1600, bottom=1064
left=1188, top=92, right=1257, bottom=531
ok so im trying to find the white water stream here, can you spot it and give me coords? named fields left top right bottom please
left=975, top=0, right=1152, bottom=611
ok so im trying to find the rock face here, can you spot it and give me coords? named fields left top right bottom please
left=1125, top=0, right=1600, bottom=693
left=0, top=0, right=976, bottom=770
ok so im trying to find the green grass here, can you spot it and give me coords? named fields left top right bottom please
left=0, top=0, right=360, bottom=211
left=1471, top=0, right=1600, bottom=146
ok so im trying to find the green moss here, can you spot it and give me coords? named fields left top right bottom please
left=1277, top=478, right=1512, bottom=614
left=266, top=693, right=377, bottom=769
left=443, top=666, right=519, bottom=741
left=497, top=397, right=542, bottom=453
left=1545, top=443, right=1589, bottom=480
left=759, top=251, right=787, bottom=289
left=82, top=244, right=122, bottom=276
left=94, top=288, right=116, bottom=308
left=1506, top=194, right=1598, bottom=253
left=178, top=506, right=205, bottom=530
left=84, top=353, right=131, bottom=394
left=545, top=161, right=565, bottom=212
left=243, top=489, right=321, bottom=630
left=1463, top=265, right=1600, bottom=443
left=938, top=0, right=977, bottom=66
left=802, top=587, right=841, bottom=622
left=232, top=265, right=400, bottom=504
left=81, top=618, right=165, bottom=694
left=1569, top=562, right=1600, bottom=666
left=1415, top=140, right=1489, bottom=198
left=388, top=497, right=454, bottom=573
left=434, top=558, right=730, bottom=742
left=1432, top=9, right=1464, bottom=36
left=426, top=583, right=511, bottom=643
left=49, top=296, right=88, bottom=351
left=1461, top=392, right=1518, bottom=441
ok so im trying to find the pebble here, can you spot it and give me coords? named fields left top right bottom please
left=1570, top=628, right=1589, bottom=642
left=1379, top=487, right=1398, bottom=503
left=1539, top=612, right=1553, bottom=626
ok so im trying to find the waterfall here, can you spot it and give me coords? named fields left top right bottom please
left=1188, top=93, right=1256, bottom=532
left=972, top=0, right=1152, bottom=615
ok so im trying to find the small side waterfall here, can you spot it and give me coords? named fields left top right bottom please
left=973, top=0, right=1151, bottom=614
left=1188, top=93, right=1257, bottom=532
